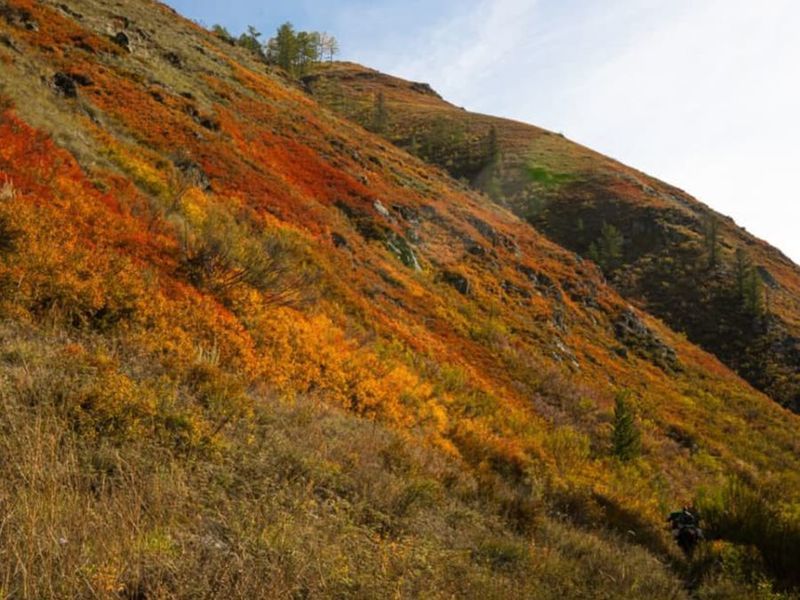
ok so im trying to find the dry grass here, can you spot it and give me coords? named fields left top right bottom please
left=0, top=178, right=14, bottom=201
left=0, top=322, right=691, bottom=599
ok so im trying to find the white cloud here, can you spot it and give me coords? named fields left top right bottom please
left=378, top=0, right=541, bottom=104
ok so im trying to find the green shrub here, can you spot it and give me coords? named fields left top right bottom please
left=526, top=165, right=573, bottom=187
left=697, top=478, right=800, bottom=590
left=210, top=24, right=236, bottom=45
left=612, top=390, right=641, bottom=461
left=179, top=206, right=317, bottom=305
left=472, top=538, right=530, bottom=572
left=393, top=477, right=441, bottom=516
left=589, top=222, right=625, bottom=272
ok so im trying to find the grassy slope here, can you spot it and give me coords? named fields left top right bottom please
left=306, top=62, right=800, bottom=412
left=0, top=1, right=798, bottom=597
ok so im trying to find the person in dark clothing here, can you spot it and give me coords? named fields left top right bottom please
left=667, top=506, right=703, bottom=557
left=668, top=506, right=697, bottom=529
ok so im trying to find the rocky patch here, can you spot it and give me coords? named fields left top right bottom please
left=0, top=32, right=17, bottom=51
left=336, top=201, right=419, bottom=269
left=409, top=81, right=441, bottom=98
left=164, top=51, right=184, bottom=68
left=57, top=4, right=84, bottom=20
left=52, top=72, right=78, bottom=98
left=331, top=232, right=348, bottom=249
left=440, top=271, right=471, bottom=295
left=111, top=31, right=131, bottom=52
left=174, top=157, right=211, bottom=191
left=516, top=264, right=562, bottom=300
left=386, top=232, right=420, bottom=270
left=0, top=5, right=38, bottom=31
left=614, top=309, right=680, bottom=372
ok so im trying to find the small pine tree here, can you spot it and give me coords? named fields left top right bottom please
left=372, top=92, right=388, bottom=134
left=612, top=391, right=641, bottom=461
left=485, top=170, right=503, bottom=201
left=589, top=222, right=624, bottom=272
left=269, top=22, right=298, bottom=73
left=295, top=31, right=321, bottom=76
left=704, top=214, right=720, bottom=269
left=734, top=247, right=748, bottom=298
left=734, top=248, right=765, bottom=319
left=486, top=125, right=499, bottom=166
left=743, top=267, right=765, bottom=318
left=408, top=133, right=420, bottom=157
left=211, top=24, right=235, bottom=45
left=476, top=125, right=501, bottom=191
left=237, top=25, right=265, bottom=58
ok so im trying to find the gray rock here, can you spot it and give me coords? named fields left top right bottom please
left=441, top=271, right=471, bottom=295
left=174, top=157, right=211, bottom=191
left=385, top=232, right=420, bottom=271
left=373, top=200, right=390, bottom=219
left=111, top=31, right=132, bottom=52
left=52, top=72, right=78, bottom=98
left=164, top=51, right=183, bottom=68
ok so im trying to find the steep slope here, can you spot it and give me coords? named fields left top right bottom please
left=306, top=62, right=800, bottom=412
left=0, top=1, right=799, bottom=596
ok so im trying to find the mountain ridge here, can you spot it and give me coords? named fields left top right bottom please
left=305, top=61, right=800, bottom=411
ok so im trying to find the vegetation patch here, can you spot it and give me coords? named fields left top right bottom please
left=526, top=165, right=574, bottom=187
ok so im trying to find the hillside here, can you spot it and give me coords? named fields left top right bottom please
left=0, top=1, right=799, bottom=597
left=305, top=62, right=800, bottom=413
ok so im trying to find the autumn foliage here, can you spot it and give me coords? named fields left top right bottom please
left=0, top=0, right=799, bottom=596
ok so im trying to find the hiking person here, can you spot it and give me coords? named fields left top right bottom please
left=667, top=506, right=703, bottom=557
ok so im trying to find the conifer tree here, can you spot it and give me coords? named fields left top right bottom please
left=211, top=24, right=235, bottom=45
left=612, top=391, right=641, bottom=461
left=372, top=92, right=389, bottom=134
left=743, top=267, right=765, bottom=318
left=705, top=214, right=720, bottom=269
left=734, top=248, right=766, bottom=319
left=735, top=247, right=748, bottom=298
left=266, top=23, right=329, bottom=77
left=295, top=31, right=321, bottom=75
left=238, top=25, right=264, bottom=57
left=271, top=22, right=298, bottom=73
left=588, top=222, right=624, bottom=272
left=486, top=125, right=499, bottom=166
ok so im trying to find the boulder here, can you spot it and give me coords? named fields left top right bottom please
left=441, top=271, right=471, bottom=295
left=52, top=72, right=78, bottom=98
left=174, top=157, right=211, bottom=191
left=331, top=232, right=348, bottom=248
left=386, top=232, right=420, bottom=270
left=111, top=31, right=131, bottom=52
left=164, top=51, right=183, bottom=68
left=373, top=200, right=390, bottom=219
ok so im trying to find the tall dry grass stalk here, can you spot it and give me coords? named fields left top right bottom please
left=0, top=178, right=15, bottom=201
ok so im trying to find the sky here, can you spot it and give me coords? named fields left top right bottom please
left=167, top=0, right=800, bottom=264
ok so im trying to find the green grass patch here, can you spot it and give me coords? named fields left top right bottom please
left=526, top=165, right=574, bottom=187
